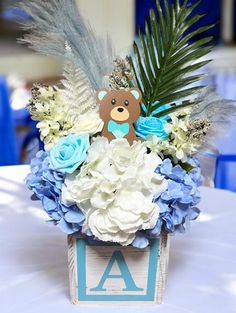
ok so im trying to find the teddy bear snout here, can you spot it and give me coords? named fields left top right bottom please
left=110, top=106, right=130, bottom=122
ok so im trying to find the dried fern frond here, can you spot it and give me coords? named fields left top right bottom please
left=60, top=62, right=97, bottom=116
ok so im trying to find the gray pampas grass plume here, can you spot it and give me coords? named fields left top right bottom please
left=190, top=86, right=236, bottom=150
left=17, top=0, right=113, bottom=90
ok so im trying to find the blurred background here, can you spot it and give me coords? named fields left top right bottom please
left=0, top=0, right=236, bottom=191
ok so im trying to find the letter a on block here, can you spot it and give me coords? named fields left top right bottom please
left=91, top=250, right=144, bottom=292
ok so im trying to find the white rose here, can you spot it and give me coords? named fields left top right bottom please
left=69, top=111, right=104, bottom=136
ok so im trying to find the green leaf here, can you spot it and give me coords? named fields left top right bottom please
left=179, top=161, right=195, bottom=172
left=155, top=74, right=205, bottom=101
left=156, top=0, right=168, bottom=50
left=173, top=37, right=213, bottom=64
left=177, top=24, right=215, bottom=46
left=164, top=0, right=172, bottom=29
left=145, top=20, right=159, bottom=76
left=154, top=94, right=202, bottom=118
left=131, top=0, right=214, bottom=116
left=133, top=42, right=151, bottom=97
left=166, top=46, right=213, bottom=74
left=139, top=28, right=155, bottom=84
left=182, top=13, right=206, bottom=32
left=162, top=60, right=211, bottom=84
left=149, top=9, right=162, bottom=68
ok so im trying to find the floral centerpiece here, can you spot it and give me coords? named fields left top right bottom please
left=23, top=0, right=236, bottom=249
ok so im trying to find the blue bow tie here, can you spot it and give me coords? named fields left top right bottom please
left=108, top=120, right=130, bottom=139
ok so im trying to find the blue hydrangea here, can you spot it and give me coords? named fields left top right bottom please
left=132, top=231, right=149, bottom=249
left=148, top=158, right=202, bottom=237
left=26, top=150, right=85, bottom=234
left=26, top=151, right=202, bottom=248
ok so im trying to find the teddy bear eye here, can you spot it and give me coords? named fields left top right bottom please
left=111, top=99, right=116, bottom=105
left=124, top=100, right=129, bottom=106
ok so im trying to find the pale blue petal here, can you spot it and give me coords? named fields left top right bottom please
left=132, top=232, right=149, bottom=249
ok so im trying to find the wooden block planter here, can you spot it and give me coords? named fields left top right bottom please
left=68, top=233, right=170, bottom=305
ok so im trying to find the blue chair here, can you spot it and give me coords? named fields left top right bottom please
left=214, top=155, right=236, bottom=192
left=0, top=76, right=18, bottom=165
left=13, top=106, right=42, bottom=164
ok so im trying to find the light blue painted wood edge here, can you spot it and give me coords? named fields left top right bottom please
left=76, top=237, right=160, bottom=302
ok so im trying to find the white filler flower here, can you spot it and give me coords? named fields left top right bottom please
left=62, top=137, right=167, bottom=246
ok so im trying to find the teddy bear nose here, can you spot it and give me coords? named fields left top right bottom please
left=117, top=107, right=124, bottom=113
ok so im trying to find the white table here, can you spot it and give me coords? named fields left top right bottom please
left=0, top=165, right=236, bottom=313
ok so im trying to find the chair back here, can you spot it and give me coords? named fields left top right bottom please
left=0, top=76, right=18, bottom=165
left=214, top=154, right=236, bottom=192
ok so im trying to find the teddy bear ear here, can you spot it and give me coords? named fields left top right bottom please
left=130, top=87, right=142, bottom=102
left=96, top=89, right=109, bottom=103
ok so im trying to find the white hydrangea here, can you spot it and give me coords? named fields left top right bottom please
left=62, top=137, right=167, bottom=246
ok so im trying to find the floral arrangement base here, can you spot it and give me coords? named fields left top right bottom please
left=68, top=233, right=170, bottom=305
left=21, top=0, right=236, bottom=307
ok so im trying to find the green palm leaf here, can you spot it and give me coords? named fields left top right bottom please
left=130, top=0, right=214, bottom=117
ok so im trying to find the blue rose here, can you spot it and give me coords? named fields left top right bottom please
left=49, top=134, right=89, bottom=174
left=135, top=116, right=168, bottom=140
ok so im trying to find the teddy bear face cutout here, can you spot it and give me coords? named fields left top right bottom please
left=97, top=87, right=142, bottom=145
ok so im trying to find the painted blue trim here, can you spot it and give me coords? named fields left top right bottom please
left=77, top=239, right=87, bottom=301
left=76, top=238, right=160, bottom=302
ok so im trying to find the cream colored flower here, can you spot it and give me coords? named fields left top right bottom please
left=28, top=85, right=104, bottom=150
left=37, top=120, right=61, bottom=150
left=68, top=111, right=104, bottom=136
left=62, top=138, right=167, bottom=246
left=147, top=111, right=201, bottom=163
